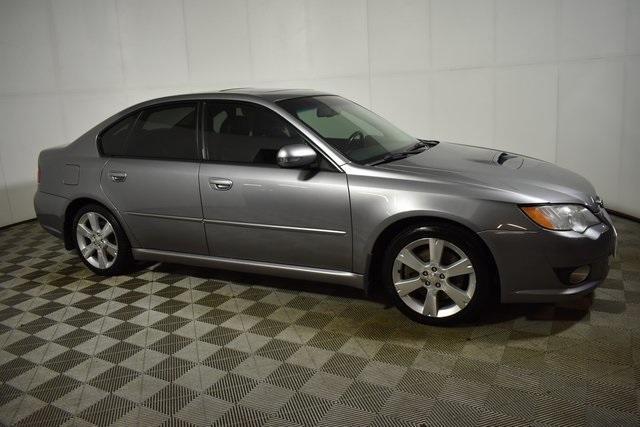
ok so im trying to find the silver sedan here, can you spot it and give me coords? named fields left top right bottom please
left=34, top=89, right=616, bottom=324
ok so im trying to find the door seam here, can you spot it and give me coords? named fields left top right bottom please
left=197, top=162, right=212, bottom=255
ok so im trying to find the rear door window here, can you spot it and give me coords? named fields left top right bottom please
left=100, top=103, right=198, bottom=161
left=127, top=104, right=198, bottom=160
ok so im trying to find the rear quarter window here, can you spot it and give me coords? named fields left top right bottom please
left=99, top=114, right=137, bottom=156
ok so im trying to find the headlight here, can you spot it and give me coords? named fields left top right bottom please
left=521, top=205, right=600, bottom=233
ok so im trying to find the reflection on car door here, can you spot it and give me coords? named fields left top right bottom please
left=198, top=101, right=352, bottom=271
left=100, top=102, right=207, bottom=254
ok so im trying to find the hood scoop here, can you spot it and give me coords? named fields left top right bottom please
left=495, top=152, right=524, bottom=169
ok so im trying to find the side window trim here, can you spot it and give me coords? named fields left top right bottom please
left=198, top=100, right=208, bottom=161
left=201, top=100, right=340, bottom=171
left=97, top=101, right=202, bottom=162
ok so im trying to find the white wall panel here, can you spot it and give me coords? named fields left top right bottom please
left=117, top=0, right=189, bottom=88
left=432, top=69, right=494, bottom=147
left=370, top=73, right=432, bottom=139
left=560, top=0, right=627, bottom=59
left=496, top=0, right=557, bottom=64
left=557, top=60, right=624, bottom=206
left=1, top=0, right=640, bottom=224
left=184, top=0, right=252, bottom=84
left=0, top=0, right=56, bottom=94
left=307, top=0, right=368, bottom=78
left=0, top=160, right=11, bottom=228
left=431, top=0, right=494, bottom=69
left=0, top=96, right=66, bottom=222
left=51, top=0, right=123, bottom=91
left=61, top=93, right=129, bottom=141
left=248, top=0, right=309, bottom=81
left=630, top=0, right=640, bottom=55
left=620, top=58, right=640, bottom=217
left=368, top=0, right=430, bottom=75
left=495, top=65, right=558, bottom=162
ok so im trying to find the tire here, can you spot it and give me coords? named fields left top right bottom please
left=72, top=204, right=133, bottom=276
left=381, top=222, right=494, bottom=325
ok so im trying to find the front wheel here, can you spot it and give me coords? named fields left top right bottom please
left=382, top=223, right=494, bottom=325
left=73, top=204, right=133, bottom=276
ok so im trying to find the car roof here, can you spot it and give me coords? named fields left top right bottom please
left=218, top=87, right=332, bottom=101
left=137, top=88, right=333, bottom=106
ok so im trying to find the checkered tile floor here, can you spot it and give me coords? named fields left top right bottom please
left=0, top=217, right=639, bottom=426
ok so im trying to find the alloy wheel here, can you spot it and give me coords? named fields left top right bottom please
left=76, top=212, right=118, bottom=269
left=392, top=238, right=476, bottom=318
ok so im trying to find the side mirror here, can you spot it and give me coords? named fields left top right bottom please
left=276, top=144, right=317, bottom=168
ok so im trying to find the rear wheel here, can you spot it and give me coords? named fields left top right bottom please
left=73, top=204, right=133, bottom=275
left=382, top=223, right=493, bottom=325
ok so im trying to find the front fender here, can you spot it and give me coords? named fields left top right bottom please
left=346, top=172, right=531, bottom=275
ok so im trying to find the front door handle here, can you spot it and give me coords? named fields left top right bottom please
left=110, top=171, right=127, bottom=183
left=209, top=177, right=233, bottom=191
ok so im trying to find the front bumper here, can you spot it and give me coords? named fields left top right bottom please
left=479, top=215, right=617, bottom=304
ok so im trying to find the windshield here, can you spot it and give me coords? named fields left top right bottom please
left=278, top=95, right=420, bottom=164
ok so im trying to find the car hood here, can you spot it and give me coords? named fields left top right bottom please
left=377, top=142, right=598, bottom=206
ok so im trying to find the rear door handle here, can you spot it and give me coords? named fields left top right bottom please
left=209, top=177, right=232, bottom=191
left=110, top=171, right=127, bottom=183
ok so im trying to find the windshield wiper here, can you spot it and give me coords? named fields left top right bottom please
left=368, top=143, right=427, bottom=166
left=408, top=140, right=430, bottom=150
